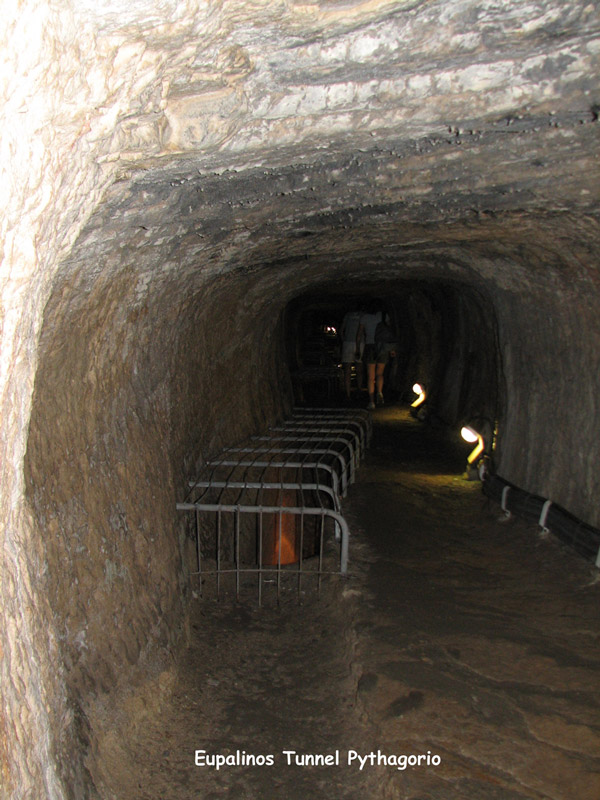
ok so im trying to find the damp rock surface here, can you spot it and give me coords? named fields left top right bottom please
left=95, top=585, right=376, bottom=799
left=349, top=409, right=600, bottom=799
left=96, top=408, right=600, bottom=799
left=2, top=2, right=600, bottom=797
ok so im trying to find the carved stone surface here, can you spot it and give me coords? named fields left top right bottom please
left=1, top=1, right=599, bottom=796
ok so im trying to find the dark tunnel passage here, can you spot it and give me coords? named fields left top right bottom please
left=23, top=242, right=600, bottom=797
left=4, top=3, right=600, bottom=798
left=284, top=282, right=503, bottom=431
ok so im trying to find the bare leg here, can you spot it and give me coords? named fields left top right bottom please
left=376, top=362, right=385, bottom=397
left=367, top=363, right=376, bottom=407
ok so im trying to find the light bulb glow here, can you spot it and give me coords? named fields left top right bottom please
left=461, top=426, right=479, bottom=443
left=411, top=383, right=426, bottom=408
left=461, top=426, right=484, bottom=464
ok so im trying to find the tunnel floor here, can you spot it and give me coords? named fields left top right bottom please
left=102, top=407, right=600, bottom=800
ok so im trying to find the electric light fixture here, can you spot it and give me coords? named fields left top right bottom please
left=461, top=426, right=484, bottom=463
left=411, top=383, right=426, bottom=408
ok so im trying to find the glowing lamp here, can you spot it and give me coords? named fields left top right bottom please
left=461, top=426, right=484, bottom=463
left=411, top=383, right=426, bottom=408
left=461, top=426, right=478, bottom=443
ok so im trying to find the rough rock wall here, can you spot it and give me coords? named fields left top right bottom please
left=490, top=216, right=600, bottom=513
left=385, top=281, right=502, bottom=425
left=24, top=244, right=293, bottom=796
left=0, top=5, right=170, bottom=798
left=1, top=0, right=599, bottom=797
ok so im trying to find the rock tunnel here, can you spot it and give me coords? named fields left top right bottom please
left=2, top=1, right=600, bottom=797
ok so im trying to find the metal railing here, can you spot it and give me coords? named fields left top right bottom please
left=265, top=424, right=362, bottom=467
left=177, top=408, right=369, bottom=603
left=221, top=442, right=351, bottom=495
left=292, top=407, right=372, bottom=450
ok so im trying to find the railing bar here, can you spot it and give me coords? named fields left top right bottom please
left=224, top=446, right=348, bottom=495
left=179, top=503, right=346, bottom=517
left=292, top=408, right=372, bottom=446
left=205, top=460, right=340, bottom=501
left=265, top=426, right=360, bottom=462
left=182, top=413, right=358, bottom=602
left=252, top=433, right=350, bottom=451
left=284, top=418, right=364, bottom=441
left=291, top=411, right=368, bottom=421
left=270, top=425, right=362, bottom=467
left=190, top=568, right=344, bottom=576
left=189, top=480, right=337, bottom=511
left=178, top=503, right=351, bottom=569
left=291, top=413, right=367, bottom=432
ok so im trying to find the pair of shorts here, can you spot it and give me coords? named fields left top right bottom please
left=364, top=343, right=394, bottom=364
left=363, top=344, right=378, bottom=364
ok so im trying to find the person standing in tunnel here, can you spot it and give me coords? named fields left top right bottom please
left=358, top=300, right=396, bottom=410
left=340, top=304, right=364, bottom=401
left=357, top=299, right=383, bottom=409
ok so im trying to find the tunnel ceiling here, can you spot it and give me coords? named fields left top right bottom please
left=58, top=0, right=600, bottom=301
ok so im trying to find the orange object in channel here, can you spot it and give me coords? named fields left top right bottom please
left=262, top=490, right=299, bottom=566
